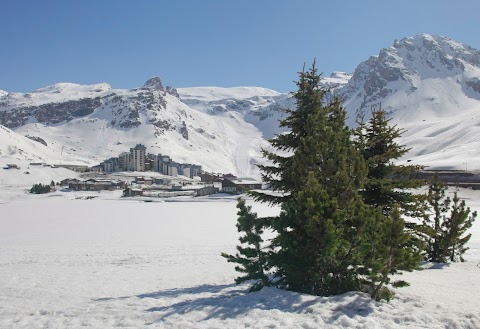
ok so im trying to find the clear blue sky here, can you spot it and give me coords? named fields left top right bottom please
left=1, top=0, right=479, bottom=93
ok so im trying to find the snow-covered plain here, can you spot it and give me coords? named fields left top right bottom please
left=1, top=186, right=479, bottom=328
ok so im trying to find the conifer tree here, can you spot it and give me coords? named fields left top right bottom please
left=422, top=173, right=450, bottom=262
left=221, top=198, right=271, bottom=292
left=354, top=107, right=424, bottom=215
left=443, top=192, right=477, bottom=262
left=264, top=77, right=367, bottom=295
left=227, top=62, right=422, bottom=300
left=354, top=107, right=423, bottom=299
left=359, top=205, right=421, bottom=301
left=422, top=174, right=477, bottom=262
left=251, top=61, right=327, bottom=205
left=274, top=172, right=366, bottom=295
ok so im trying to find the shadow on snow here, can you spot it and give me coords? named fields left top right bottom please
left=94, top=283, right=375, bottom=323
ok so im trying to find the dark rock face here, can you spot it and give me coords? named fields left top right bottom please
left=466, top=78, right=480, bottom=93
left=165, top=86, right=180, bottom=98
left=143, top=77, right=164, bottom=90
left=0, top=97, right=102, bottom=129
left=25, top=135, right=47, bottom=146
left=180, top=121, right=189, bottom=140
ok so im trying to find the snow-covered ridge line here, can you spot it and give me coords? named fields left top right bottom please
left=2, top=34, right=480, bottom=173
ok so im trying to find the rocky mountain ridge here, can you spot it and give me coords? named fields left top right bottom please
left=2, top=34, right=480, bottom=173
left=340, top=34, right=480, bottom=126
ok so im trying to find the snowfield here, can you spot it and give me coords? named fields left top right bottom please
left=0, top=187, right=479, bottom=328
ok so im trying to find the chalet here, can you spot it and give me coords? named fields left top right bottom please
left=133, top=176, right=153, bottom=185
left=195, top=186, right=218, bottom=197
left=123, top=188, right=144, bottom=197
left=222, top=177, right=262, bottom=194
left=55, top=164, right=89, bottom=172
left=68, top=179, right=125, bottom=191
left=4, top=164, right=20, bottom=169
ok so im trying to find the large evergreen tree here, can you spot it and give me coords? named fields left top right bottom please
left=252, top=62, right=368, bottom=295
left=226, top=62, right=422, bottom=300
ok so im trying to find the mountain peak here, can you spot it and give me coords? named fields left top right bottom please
left=143, top=77, right=164, bottom=90
left=340, top=34, right=480, bottom=127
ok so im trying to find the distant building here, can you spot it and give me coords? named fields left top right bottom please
left=167, top=163, right=178, bottom=177
left=118, top=152, right=130, bottom=171
left=103, top=157, right=119, bottom=173
left=199, top=172, right=222, bottom=183
left=123, top=188, right=144, bottom=197
left=68, top=179, right=125, bottom=191
left=130, top=144, right=146, bottom=171
left=180, top=164, right=202, bottom=178
left=195, top=186, right=218, bottom=197
left=222, top=177, right=262, bottom=194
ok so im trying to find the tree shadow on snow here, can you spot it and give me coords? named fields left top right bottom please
left=140, top=284, right=375, bottom=323
left=420, top=261, right=450, bottom=270
left=93, top=283, right=237, bottom=302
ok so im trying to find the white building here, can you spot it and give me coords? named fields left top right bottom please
left=130, top=144, right=146, bottom=172
left=118, top=152, right=130, bottom=171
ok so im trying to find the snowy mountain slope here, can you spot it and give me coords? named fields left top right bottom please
left=0, top=123, right=89, bottom=165
left=341, top=34, right=480, bottom=127
left=336, top=34, right=480, bottom=170
left=1, top=78, right=268, bottom=176
left=178, top=72, right=351, bottom=139
left=178, top=86, right=290, bottom=139
left=397, top=103, right=480, bottom=169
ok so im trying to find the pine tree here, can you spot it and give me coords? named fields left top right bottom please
left=29, top=183, right=51, bottom=194
left=443, top=192, right=477, bottom=262
left=221, top=198, right=271, bottom=292
left=422, top=174, right=477, bottom=262
left=251, top=61, right=327, bottom=205
left=353, top=107, right=423, bottom=299
left=264, top=78, right=367, bottom=295
left=422, top=173, right=450, bottom=262
left=227, top=63, right=423, bottom=300
left=354, top=107, right=424, bottom=216
left=359, top=205, right=421, bottom=301
left=274, top=172, right=366, bottom=295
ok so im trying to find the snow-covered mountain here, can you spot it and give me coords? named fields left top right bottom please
left=0, top=78, right=274, bottom=177
left=341, top=34, right=480, bottom=126
left=339, top=34, right=480, bottom=169
left=1, top=34, right=480, bottom=174
left=0, top=123, right=89, bottom=164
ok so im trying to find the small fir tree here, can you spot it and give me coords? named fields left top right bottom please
left=221, top=198, right=271, bottom=292
left=422, top=174, right=477, bottom=262
left=359, top=205, right=421, bottom=301
left=29, top=183, right=51, bottom=194
left=443, top=192, right=477, bottom=262
left=422, top=173, right=450, bottom=262
left=354, top=107, right=424, bottom=216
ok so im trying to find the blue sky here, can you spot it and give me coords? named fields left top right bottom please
left=1, top=0, right=479, bottom=93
